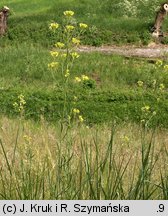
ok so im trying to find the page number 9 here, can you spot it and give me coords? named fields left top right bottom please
left=158, top=204, right=164, bottom=212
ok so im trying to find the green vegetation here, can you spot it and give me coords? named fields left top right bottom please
left=0, top=0, right=168, bottom=46
left=0, top=0, right=168, bottom=200
left=0, top=40, right=168, bottom=127
left=0, top=117, right=168, bottom=199
left=0, top=43, right=168, bottom=127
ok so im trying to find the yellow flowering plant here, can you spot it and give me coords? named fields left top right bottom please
left=50, top=51, right=59, bottom=57
left=74, top=74, right=96, bottom=89
left=13, top=94, right=26, bottom=118
left=159, top=83, right=165, bottom=91
left=65, top=25, right=75, bottom=31
left=155, top=59, right=163, bottom=67
left=137, top=80, right=143, bottom=87
left=72, top=37, right=80, bottom=45
left=49, top=22, right=59, bottom=30
left=79, top=23, right=88, bottom=29
left=48, top=62, right=59, bottom=68
left=48, top=10, right=88, bottom=125
left=164, top=64, right=168, bottom=70
left=140, top=104, right=158, bottom=128
left=63, top=10, right=74, bottom=17
left=55, top=42, right=65, bottom=49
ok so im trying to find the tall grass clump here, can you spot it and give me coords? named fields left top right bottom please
left=0, top=117, right=168, bottom=199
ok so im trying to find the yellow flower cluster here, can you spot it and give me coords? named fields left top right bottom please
left=74, top=75, right=89, bottom=83
left=50, top=51, right=59, bottom=57
left=49, top=22, right=59, bottom=30
left=137, top=80, right=143, bottom=87
left=122, top=135, right=130, bottom=143
left=18, top=94, right=26, bottom=105
left=13, top=94, right=26, bottom=112
left=164, top=65, right=168, bottom=70
left=159, top=83, right=165, bottom=91
left=81, top=75, right=89, bottom=81
left=73, top=108, right=84, bottom=122
left=73, top=108, right=80, bottom=114
left=78, top=115, right=84, bottom=123
left=74, top=77, right=81, bottom=82
left=65, top=69, right=70, bottom=78
left=79, top=23, right=88, bottom=29
left=141, top=105, right=150, bottom=112
left=71, top=52, right=80, bottom=59
left=55, top=42, right=65, bottom=48
left=60, top=53, right=67, bottom=58
left=63, top=10, right=74, bottom=16
left=72, top=37, right=80, bottom=45
left=155, top=59, right=163, bottom=67
left=23, top=135, right=32, bottom=143
left=13, top=102, right=18, bottom=109
left=66, top=25, right=75, bottom=31
left=48, top=62, right=59, bottom=69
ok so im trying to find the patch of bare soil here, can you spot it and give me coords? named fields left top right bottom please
left=77, top=44, right=168, bottom=58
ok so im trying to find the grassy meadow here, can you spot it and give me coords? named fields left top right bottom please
left=0, top=0, right=168, bottom=199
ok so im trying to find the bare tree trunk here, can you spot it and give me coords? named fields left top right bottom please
left=152, top=2, right=168, bottom=38
left=0, top=6, right=10, bottom=36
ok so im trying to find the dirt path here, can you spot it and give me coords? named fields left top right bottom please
left=77, top=44, right=168, bottom=58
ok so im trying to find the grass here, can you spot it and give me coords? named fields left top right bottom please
left=0, top=0, right=168, bottom=46
left=1, top=43, right=168, bottom=90
left=0, top=116, right=168, bottom=199
left=0, top=43, right=168, bottom=126
left=1, top=0, right=168, bottom=200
